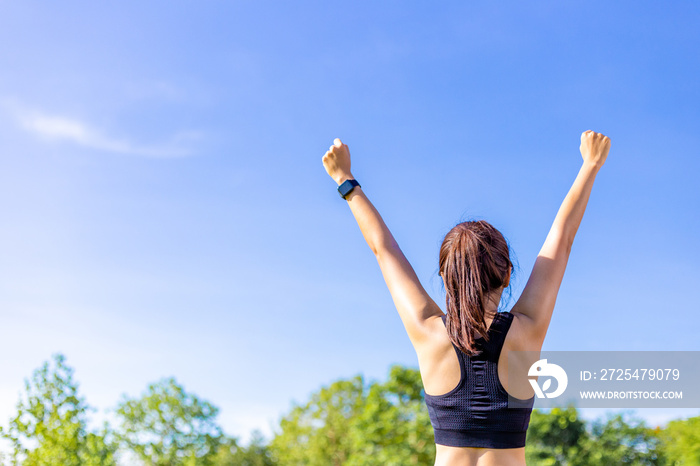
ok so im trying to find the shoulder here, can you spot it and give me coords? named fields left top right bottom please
left=413, top=312, right=454, bottom=354
left=504, top=307, right=545, bottom=352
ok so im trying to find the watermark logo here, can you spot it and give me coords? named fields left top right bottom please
left=528, top=359, right=568, bottom=399
left=509, top=351, right=699, bottom=408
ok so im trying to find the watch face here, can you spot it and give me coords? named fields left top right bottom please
left=339, top=180, right=353, bottom=196
left=338, top=179, right=359, bottom=198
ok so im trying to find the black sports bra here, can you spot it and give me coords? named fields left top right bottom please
left=423, top=312, right=535, bottom=448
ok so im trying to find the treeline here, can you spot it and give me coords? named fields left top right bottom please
left=0, top=354, right=698, bottom=465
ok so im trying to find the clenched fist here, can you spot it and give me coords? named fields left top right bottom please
left=322, top=138, right=353, bottom=185
left=580, top=130, right=611, bottom=167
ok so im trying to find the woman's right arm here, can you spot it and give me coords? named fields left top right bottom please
left=512, top=130, right=611, bottom=345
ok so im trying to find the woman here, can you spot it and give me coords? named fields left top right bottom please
left=322, top=130, right=611, bottom=466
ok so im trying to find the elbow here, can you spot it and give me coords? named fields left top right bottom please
left=554, top=225, right=576, bottom=250
left=373, top=237, right=397, bottom=257
left=558, top=226, right=578, bottom=250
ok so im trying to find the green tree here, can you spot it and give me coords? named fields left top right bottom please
left=525, top=405, right=588, bottom=465
left=349, top=365, right=433, bottom=465
left=575, top=412, right=663, bottom=465
left=269, top=365, right=434, bottom=466
left=658, top=415, right=700, bottom=465
left=114, top=376, right=227, bottom=466
left=270, top=374, right=364, bottom=465
left=0, top=353, right=117, bottom=466
left=526, top=406, right=664, bottom=466
left=213, top=429, right=277, bottom=466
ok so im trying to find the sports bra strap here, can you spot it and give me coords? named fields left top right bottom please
left=442, top=311, right=513, bottom=360
left=484, top=311, right=513, bottom=360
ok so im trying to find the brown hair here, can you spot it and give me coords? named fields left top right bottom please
left=438, top=220, right=513, bottom=356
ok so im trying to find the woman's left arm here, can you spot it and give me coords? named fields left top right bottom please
left=322, top=139, right=443, bottom=346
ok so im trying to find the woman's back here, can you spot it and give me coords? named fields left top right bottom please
left=417, top=305, right=538, bottom=466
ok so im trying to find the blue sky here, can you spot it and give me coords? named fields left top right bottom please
left=1, top=0, right=699, bottom=452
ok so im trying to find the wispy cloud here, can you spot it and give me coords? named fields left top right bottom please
left=4, top=100, right=201, bottom=158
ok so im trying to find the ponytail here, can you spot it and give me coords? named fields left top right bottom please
left=439, top=220, right=512, bottom=356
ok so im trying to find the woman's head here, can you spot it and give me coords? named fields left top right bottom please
left=439, top=220, right=513, bottom=356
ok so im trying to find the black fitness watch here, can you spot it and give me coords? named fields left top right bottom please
left=338, top=179, right=360, bottom=199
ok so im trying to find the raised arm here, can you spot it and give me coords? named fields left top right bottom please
left=322, top=139, right=441, bottom=347
left=512, top=130, right=611, bottom=346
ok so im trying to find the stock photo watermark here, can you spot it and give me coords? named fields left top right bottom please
left=506, top=351, right=700, bottom=408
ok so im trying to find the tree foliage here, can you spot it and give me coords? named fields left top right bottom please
left=4, top=355, right=700, bottom=466
left=269, top=365, right=434, bottom=466
left=658, top=415, right=700, bottom=465
left=212, top=429, right=276, bottom=466
left=576, top=412, right=663, bottom=465
left=114, top=377, right=226, bottom=466
left=526, top=405, right=588, bottom=465
left=526, top=404, right=665, bottom=465
left=0, top=353, right=117, bottom=466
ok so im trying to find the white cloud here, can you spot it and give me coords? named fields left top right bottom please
left=4, top=100, right=200, bottom=158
